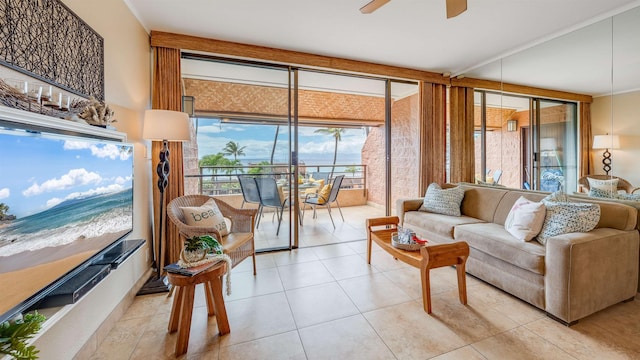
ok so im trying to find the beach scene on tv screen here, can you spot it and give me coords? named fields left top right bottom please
left=0, top=129, right=133, bottom=316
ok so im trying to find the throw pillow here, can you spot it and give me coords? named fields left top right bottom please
left=181, top=198, right=229, bottom=236
left=504, top=196, right=546, bottom=241
left=587, top=177, right=618, bottom=195
left=536, top=196, right=600, bottom=245
left=616, top=193, right=640, bottom=201
left=588, top=187, right=615, bottom=198
left=420, top=183, right=465, bottom=217
left=317, top=184, right=332, bottom=204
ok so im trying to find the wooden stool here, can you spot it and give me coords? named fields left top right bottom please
left=420, top=242, right=469, bottom=314
left=166, top=261, right=230, bottom=356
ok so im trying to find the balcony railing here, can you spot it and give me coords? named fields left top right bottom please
left=185, top=164, right=367, bottom=196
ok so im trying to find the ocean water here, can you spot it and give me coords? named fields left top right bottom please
left=0, top=188, right=133, bottom=257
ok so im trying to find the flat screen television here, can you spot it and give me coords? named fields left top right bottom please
left=0, top=123, right=134, bottom=323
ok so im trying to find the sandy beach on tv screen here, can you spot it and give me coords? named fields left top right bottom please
left=0, top=231, right=128, bottom=316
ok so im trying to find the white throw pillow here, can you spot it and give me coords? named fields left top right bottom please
left=536, top=194, right=600, bottom=245
left=587, top=177, right=618, bottom=195
left=420, top=183, right=465, bottom=217
left=181, top=198, right=229, bottom=236
left=504, top=196, right=546, bottom=241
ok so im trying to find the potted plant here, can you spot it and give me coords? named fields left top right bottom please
left=180, top=235, right=223, bottom=264
left=0, top=311, right=46, bottom=360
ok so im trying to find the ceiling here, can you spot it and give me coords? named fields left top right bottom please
left=126, top=0, right=640, bottom=97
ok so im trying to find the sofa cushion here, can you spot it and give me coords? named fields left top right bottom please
left=420, top=183, right=465, bottom=216
left=404, top=211, right=483, bottom=240
left=504, top=196, right=546, bottom=241
left=181, top=198, right=229, bottom=236
left=454, top=222, right=546, bottom=275
left=458, top=183, right=509, bottom=222
left=536, top=197, right=600, bottom=245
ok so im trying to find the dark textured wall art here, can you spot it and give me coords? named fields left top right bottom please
left=0, top=0, right=104, bottom=100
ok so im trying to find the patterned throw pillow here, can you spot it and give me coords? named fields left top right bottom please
left=536, top=193, right=600, bottom=245
left=589, top=187, right=615, bottom=198
left=616, top=193, right=640, bottom=201
left=504, top=196, right=546, bottom=241
left=587, top=177, right=618, bottom=196
left=181, top=198, right=229, bottom=236
left=420, top=183, right=465, bottom=217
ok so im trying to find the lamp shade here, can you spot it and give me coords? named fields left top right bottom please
left=592, top=135, right=620, bottom=150
left=142, top=109, right=191, bottom=141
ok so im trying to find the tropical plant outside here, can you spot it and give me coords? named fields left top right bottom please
left=314, top=128, right=344, bottom=178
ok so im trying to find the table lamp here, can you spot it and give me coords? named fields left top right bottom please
left=139, top=109, right=191, bottom=294
left=592, top=134, right=620, bottom=175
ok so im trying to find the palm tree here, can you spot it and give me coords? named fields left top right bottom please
left=0, top=203, right=9, bottom=218
left=314, top=128, right=344, bottom=178
left=222, top=141, right=246, bottom=161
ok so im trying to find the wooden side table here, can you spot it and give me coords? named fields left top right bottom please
left=420, top=242, right=469, bottom=314
left=166, top=261, right=230, bottom=356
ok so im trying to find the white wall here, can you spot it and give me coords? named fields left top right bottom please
left=29, top=0, right=153, bottom=358
left=591, top=90, right=640, bottom=186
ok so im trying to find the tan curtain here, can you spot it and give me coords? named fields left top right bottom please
left=449, top=86, right=475, bottom=183
left=579, top=102, right=593, bottom=177
left=419, top=82, right=446, bottom=193
left=151, top=47, right=184, bottom=271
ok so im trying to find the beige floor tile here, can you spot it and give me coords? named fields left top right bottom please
left=338, top=272, right=412, bottom=312
left=219, top=330, right=306, bottom=360
left=298, top=314, right=395, bottom=360
left=430, top=345, right=487, bottom=360
left=472, top=326, right=576, bottom=360
left=311, top=243, right=357, bottom=259
left=222, top=267, right=283, bottom=302
left=364, top=301, right=467, bottom=359
left=361, top=248, right=412, bottom=272
left=271, top=248, right=320, bottom=266
left=380, top=267, right=423, bottom=299
left=424, top=289, right=520, bottom=343
left=220, top=292, right=296, bottom=347
left=277, top=260, right=335, bottom=290
left=286, top=282, right=359, bottom=328
left=526, top=316, right=640, bottom=359
left=120, top=292, right=173, bottom=320
left=467, top=281, right=545, bottom=325
left=321, top=254, right=379, bottom=280
left=89, top=316, right=151, bottom=360
left=346, top=239, right=369, bottom=254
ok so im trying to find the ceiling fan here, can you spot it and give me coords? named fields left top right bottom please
left=360, top=0, right=467, bottom=18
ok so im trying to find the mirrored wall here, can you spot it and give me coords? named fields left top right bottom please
left=463, top=4, right=640, bottom=195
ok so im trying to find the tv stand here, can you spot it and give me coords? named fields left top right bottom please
left=92, top=239, right=145, bottom=269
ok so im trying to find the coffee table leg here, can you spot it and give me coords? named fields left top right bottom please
left=420, top=265, right=432, bottom=314
left=456, top=260, right=468, bottom=305
left=175, top=285, right=195, bottom=356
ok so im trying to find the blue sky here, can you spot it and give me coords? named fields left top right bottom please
left=195, top=119, right=367, bottom=166
left=0, top=130, right=133, bottom=218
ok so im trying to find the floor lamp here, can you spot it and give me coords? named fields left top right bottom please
left=138, top=109, right=191, bottom=295
left=592, top=134, right=620, bottom=175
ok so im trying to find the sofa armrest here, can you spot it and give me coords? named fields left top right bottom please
left=395, top=198, right=424, bottom=226
left=544, top=229, right=639, bottom=324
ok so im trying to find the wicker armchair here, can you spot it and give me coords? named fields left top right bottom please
left=167, top=195, right=258, bottom=275
left=578, top=175, right=640, bottom=194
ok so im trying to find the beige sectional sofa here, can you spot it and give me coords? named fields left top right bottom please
left=397, top=183, right=639, bottom=324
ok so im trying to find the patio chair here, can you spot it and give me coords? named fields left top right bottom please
left=167, top=195, right=257, bottom=274
left=255, top=177, right=288, bottom=235
left=302, top=175, right=345, bottom=229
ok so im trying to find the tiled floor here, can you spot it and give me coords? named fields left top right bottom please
left=89, top=242, right=640, bottom=359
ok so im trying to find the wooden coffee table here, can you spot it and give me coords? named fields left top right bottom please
left=366, top=216, right=469, bottom=314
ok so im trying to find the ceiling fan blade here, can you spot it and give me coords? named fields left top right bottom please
left=446, top=0, right=467, bottom=18
left=360, top=0, right=390, bottom=14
